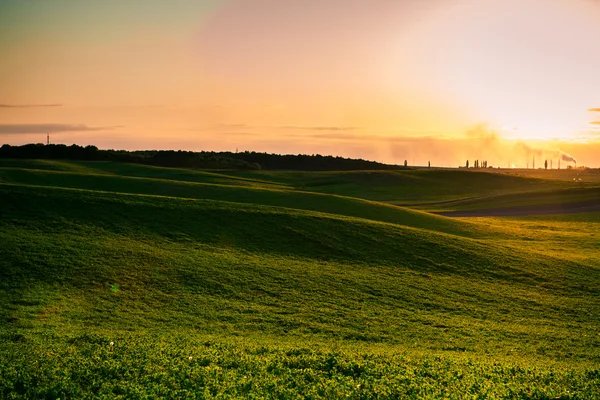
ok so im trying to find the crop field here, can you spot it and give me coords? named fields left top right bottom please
left=1, top=159, right=599, bottom=399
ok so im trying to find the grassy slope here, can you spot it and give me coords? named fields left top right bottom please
left=0, top=167, right=474, bottom=236
left=424, top=186, right=600, bottom=212
left=217, top=169, right=578, bottom=204
left=2, top=184, right=598, bottom=352
left=496, top=168, right=600, bottom=183
left=0, top=159, right=579, bottom=204
left=1, top=160, right=599, bottom=398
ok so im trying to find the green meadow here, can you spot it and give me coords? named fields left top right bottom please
left=1, top=159, right=599, bottom=399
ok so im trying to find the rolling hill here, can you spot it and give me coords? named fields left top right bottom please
left=1, top=159, right=599, bottom=398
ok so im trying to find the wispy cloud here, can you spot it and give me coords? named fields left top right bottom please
left=213, top=123, right=358, bottom=132
left=189, top=128, right=259, bottom=136
left=304, top=133, right=358, bottom=140
left=0, top=123, right=121, bottom=134
left=216, top=123, right=253, bottom=128
left=277, top=126, right=358, bottom=131
left=589, top=108, right=600, bottom=112
left=282, top=132, right=447, bottom=143
left=591, top=121, right=600, bottom=125
left=0, top=104, right=63, bottom=108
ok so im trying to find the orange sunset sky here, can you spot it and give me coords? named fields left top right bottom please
left=1, top=0, right=599, bottom=167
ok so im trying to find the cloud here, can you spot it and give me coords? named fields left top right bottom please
left=281, top=132, right=449, bottom=143
left=277, top=126, right=358, bottom=131
left=216, top=123, right=252, bottom=128
left=0, top=123, right=121, bottom=134
left=214, top=123, right=359, bottom=132
left=591, top=121, right=600, bottom=125
left=190, top=128, right=260, bottom=136
left=282, top=132, right=358, bottom=140
left=588, top=108, right=600, bottom=112
left=465, top=124, right=501, bottom=145
left=0, top=104, right=62, bottom=108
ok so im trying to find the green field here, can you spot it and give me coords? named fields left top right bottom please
left=1, top=159, right=599, bottom=399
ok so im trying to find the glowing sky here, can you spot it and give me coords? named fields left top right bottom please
left=1, top=0, right=600, bottom=167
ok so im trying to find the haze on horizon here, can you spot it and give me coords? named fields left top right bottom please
left=1, top=0, right=600, bottom=168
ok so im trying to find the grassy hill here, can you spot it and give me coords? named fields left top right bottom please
left=1, top=160, right=599, bottom=398
left=0, top=159, right=580, bottom=204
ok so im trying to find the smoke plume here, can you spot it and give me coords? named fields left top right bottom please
left=461, top=124, right=577, bottom=167
left=561, top=153, right=576, bottom=164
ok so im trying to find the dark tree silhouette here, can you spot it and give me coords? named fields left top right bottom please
left=0, top=144, right=407, bottom=171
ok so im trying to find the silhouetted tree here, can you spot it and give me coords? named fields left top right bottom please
left=466, top=160, right=469, bottom=168
left=404, top=160, right=407, bottom=167
left=0, top=143, right=409, bottom=171
left=545, top=160, right=548, bottom=170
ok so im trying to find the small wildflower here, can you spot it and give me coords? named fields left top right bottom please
left=109, top=342, right=114, bottom=346
left=189, top=356, right=193, bottom=361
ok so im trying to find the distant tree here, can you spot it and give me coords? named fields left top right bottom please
left=466, top=160, right=469, bottom=168
left=428, top=161, right=430, bottom=168
left=545, top=160, right=548, bottom=170
left=404, top=160, right=408, bottom=167
left=0, top=143, right=417, bottom=171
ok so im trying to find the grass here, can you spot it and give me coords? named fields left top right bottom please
left=3, top=335, right=599, bottom=399
left=1, top=159, right=599, bottom=398
left=495, top=168, right=600, bottom=183
left=0, top=167, right=476, bottom=236
left=425, top=186, right=600, bottom=212
left=0, top=159, right=580, bottom=204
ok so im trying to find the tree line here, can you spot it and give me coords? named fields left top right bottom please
left=465, top=160, right=489, bottom=168
left=0, top=143, right=406, bottom=171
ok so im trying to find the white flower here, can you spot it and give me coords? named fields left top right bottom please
left=189, top=356, right=193, bottom=360
left=109, top=342, right=114, bottom=346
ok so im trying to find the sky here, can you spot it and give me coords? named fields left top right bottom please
left=1, top=0, right=599, bottom=167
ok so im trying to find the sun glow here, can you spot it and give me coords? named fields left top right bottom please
left=2, top=0, right=600, bottom=166
left=387, top=0, right=600, bottom=143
